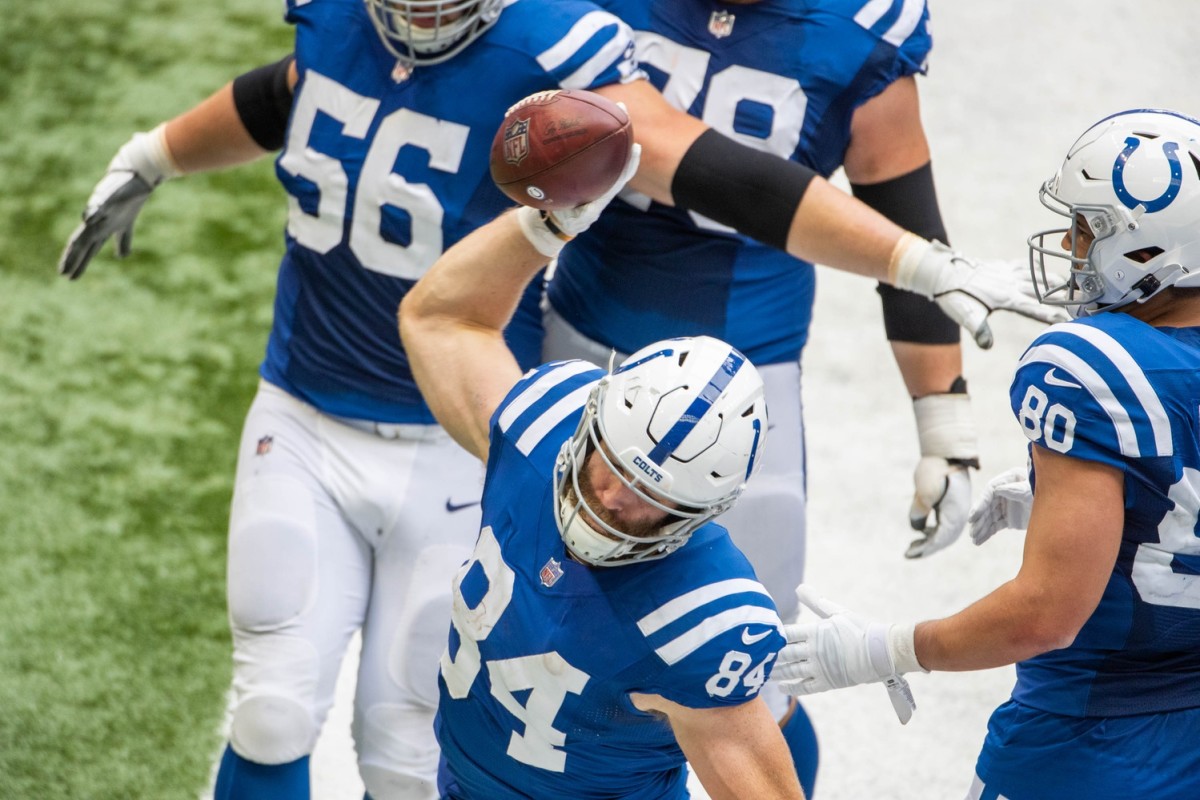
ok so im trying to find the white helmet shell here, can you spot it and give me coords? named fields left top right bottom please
left=554, top=336, right=768, bottom=567
left=1029, top=108, right=1200, bottom=316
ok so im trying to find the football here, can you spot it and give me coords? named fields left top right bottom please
left=490, top=89, right=634, bottom=210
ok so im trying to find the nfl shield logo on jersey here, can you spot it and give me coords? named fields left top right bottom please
left=708, top=11, right=735, bottom=38
left=503, top=118, right=531, bottom=166
left=540, top=557, right=564, bottom=587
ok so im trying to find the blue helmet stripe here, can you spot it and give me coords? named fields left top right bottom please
left=647, top=350, right=745, bottom=465
left=613, top=348, right=674, bottom=374
left=745, top=417, right=762, bottom=480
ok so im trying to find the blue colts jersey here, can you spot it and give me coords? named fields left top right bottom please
left=1009, top=313, right=1200, bottom=717
left=547, top=0, right=932, bottom=364
left=435, top=361, right=785, bottom=799
left=263, top=0, right=640, bottom=422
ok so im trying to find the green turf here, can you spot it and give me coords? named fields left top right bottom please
left=0, top=2, right=293, bottom=796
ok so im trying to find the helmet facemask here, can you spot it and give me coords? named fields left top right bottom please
left=553, top=393, right=716, bottom=568
left=364, top=0, right=503, bottom=67
left=1027, top=185, right=1139, bottom=316
left=552, top=336, right=766, bottom=568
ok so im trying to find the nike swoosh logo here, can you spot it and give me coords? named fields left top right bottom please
left=741, top=627, right=771, bottom=646
left=1044, top=368, right=1082, bottom=389
left=445, top=499, right=482, bottom=513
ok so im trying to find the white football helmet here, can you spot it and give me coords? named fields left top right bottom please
left=1029, top=108, right=1200, bottom=317
left=364, top=0, right=503, bottom=67
left=554, top=336, right=768, bottom=567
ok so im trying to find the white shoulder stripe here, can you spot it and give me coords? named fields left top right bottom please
left=1021, top=325, right=1172, bottom=456
left=538, top=10, right=630, bottom=88
left=853, top=0, right=893, bottom=28
left=883, top=0, right=925, bottom=46
left=515, top=383, right=591, bottom=456
left=653, top=606, right=783, bottom=666
left=499, top=361, right=594, bottom=434
left=1057, top=325, right=1172, bottom=455
left=854, top=0, right=925, bottom=47
left=1020, top=343, right=1141, bottom=457
left=637, top=578, right=769, bottom=635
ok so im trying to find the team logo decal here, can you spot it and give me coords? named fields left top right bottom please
left=1112, top=137, right=1183, bottom=213
left=503, top=118, right=531, bottom=166
left=540, top=557, right=564, bottom=587
left=255, top=435, right=273, bottom=456
left=708, top=10, right=735, bottom=38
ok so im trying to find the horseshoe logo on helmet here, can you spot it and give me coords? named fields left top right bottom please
left=1112, top=137, right=1183, bottom=213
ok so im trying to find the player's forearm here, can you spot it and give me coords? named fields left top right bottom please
left=913, top=580, right=1081, bottom=672
left=162, top=83, right=273, bottom=173
left=786, top=177, right=906, bottom=280
left=399, top=209, right=545, bottom=457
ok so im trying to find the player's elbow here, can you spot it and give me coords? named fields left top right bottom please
left=397, top=291, right=432, bottom=351
left=1010, top=599, right=1088, bottom=658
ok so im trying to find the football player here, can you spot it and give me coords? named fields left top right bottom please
left=400, top=149, right=804, bottom=800
left=57, top=0, right=1058, bottom=797
left=773, top=108, right=1200, bottom=800
left=539, top=1, right=1003, bottom=789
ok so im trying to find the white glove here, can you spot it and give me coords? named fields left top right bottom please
left=967, top=466, right=1032, bottom=546
left=58, top=124, right=182, bottom=279
left=906, top=391, right=978, bottom=559
left=890, top=235, right=1071, bottom=349
left=773, top=586, right=925, bottom=723
left=518, top=142, right=642, bottom=258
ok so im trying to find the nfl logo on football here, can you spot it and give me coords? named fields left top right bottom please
left=503, top=118, right=531, bottom=166
left=708, top=11, right=735, bottom=38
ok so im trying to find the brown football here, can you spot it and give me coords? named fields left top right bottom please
left=490, top=89, right=634, bottom=210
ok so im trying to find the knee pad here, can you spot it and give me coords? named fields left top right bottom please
left=357, top=703, right=440, bottom=800
left=230, top=694, right=319, bottom=766
left=387, top=545, right=473, bottom=707
left=227, top=474, right=318, bottom=631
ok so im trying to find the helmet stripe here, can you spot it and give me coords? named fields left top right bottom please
left=647, top=349, right=745, bottom=465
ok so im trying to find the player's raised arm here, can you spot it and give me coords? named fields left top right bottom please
left=400, top=144, right=642, bottom=462
left=594, top=79, right=1065, bottom=349
left=631, top=693, right=805, bottom=800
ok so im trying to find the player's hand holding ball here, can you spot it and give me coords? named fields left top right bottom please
left=490, top=89, right=638, bottom=257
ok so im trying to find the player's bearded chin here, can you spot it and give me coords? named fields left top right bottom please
left=572, top=460, right=664, bottom=541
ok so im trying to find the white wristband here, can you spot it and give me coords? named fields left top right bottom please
left=112, top=123, right=183, bottom=185
left=913, top=393, right=978, bottom=461
left=887, top=622, right=928, bottom=674
left=517, top=206, right=571, bottom=259
left=887, top=233, right=934, bottom=296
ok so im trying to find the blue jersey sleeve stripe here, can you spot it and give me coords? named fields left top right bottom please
left=637, top=578, right=768, bottom=635
left=853, top=0, right=926, bottom=47
left=515, top=383, right=593, bottom=456
left=853, top=0, right=895, bottom=29
left=1020, top=342, right=1143, bottom=457
left=1061, top=324, right=1172, bottom=455
left=882, top=0, right=926, bottom=46
left=536, top=11, right=636, bottom=89
left=646, top=351, right=745, bottom=465
left=652, top=606, right=783, bottom=666
left=498, top=361, right=597, bottom=434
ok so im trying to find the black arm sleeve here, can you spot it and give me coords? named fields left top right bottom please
left=852, top=162, right=959, bottom=344
left=670, top=129, right=816, bottom=251
left=231, top=55, right=296, bottom=152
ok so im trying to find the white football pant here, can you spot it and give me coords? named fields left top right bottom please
left=224, top=380, right=480, bottom=799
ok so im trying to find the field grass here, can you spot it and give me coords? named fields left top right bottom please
left=1, top=2, right=293, bottom=796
